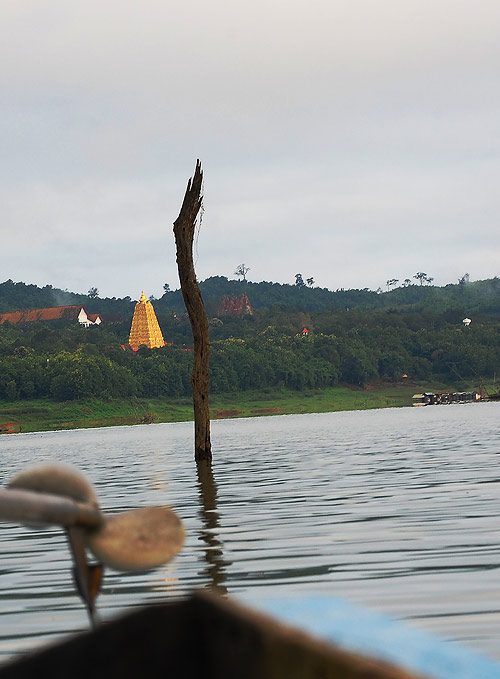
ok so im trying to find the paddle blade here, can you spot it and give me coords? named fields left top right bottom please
left=9, top=464, right=98, bottom=506
left=86, top=506, right=185, bottom=572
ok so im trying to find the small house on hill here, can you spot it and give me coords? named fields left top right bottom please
left=0, top=306, right=103, bottom=327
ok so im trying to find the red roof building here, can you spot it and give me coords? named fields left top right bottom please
left=0, top=306, right=103, bottom=327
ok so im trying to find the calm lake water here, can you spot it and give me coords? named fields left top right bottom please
left=0, top=403, right=499, bottom=665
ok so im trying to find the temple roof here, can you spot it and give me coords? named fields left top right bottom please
left=129, top=292, right=165, bottom=350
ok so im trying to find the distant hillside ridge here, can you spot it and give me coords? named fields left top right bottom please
left=0, top=280, right=135, bottom=319
left=2, top=275, right=500, bottom=319
left=157, top=275, right=500, bottom=318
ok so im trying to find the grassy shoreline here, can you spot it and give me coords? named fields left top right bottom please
left=0, top=380, right=484, bottom=435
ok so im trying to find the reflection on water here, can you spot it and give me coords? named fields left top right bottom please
left=0, top=403, right=500, bottom=665
left=196, top=460, right=229, bottom=594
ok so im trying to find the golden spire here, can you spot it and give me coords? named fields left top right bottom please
left=129, top=291, right=165, bottom=350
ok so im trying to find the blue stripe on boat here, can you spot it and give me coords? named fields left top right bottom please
left=239, top=595, right=500, bottom=679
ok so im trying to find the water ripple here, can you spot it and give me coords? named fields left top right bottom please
left=0, top=403, right=499, bottom=664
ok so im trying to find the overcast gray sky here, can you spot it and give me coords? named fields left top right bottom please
left=1, top=0, right=499, bottom=300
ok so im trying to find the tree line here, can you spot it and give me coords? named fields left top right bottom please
left=1, top=274, right=500, bottom=402
left=1, top=315, right=499, bottom=401
left=3, top=274, right=500, bottom=319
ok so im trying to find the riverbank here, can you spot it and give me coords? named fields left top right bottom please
left=0, top=380, right=487, bottom=434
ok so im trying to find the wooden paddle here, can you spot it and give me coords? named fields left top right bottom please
left=0, top=463, right=185, bottom=626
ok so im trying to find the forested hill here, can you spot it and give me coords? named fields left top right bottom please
left=193, top=275, right=500, bottom=317
left=0, top=280, right=135, bottom=318
left=2, top=275, right=500, bottom=402
left=2, top=275, right=500, bottom=318
left=0, top=276, right=500, bottom=321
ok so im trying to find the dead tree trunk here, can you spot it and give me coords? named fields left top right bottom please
left=173, top=161, right=212, bottom=462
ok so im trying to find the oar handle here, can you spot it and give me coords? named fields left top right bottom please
left=0, top=487, right=103, bottom=529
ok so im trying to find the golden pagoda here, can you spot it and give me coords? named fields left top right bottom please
left=129, top=291, right=165, bottom=350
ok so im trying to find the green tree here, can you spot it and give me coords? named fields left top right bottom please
left=5, top=380, right=17, bottom=400
left=234, top=264, right=250, bottom=282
